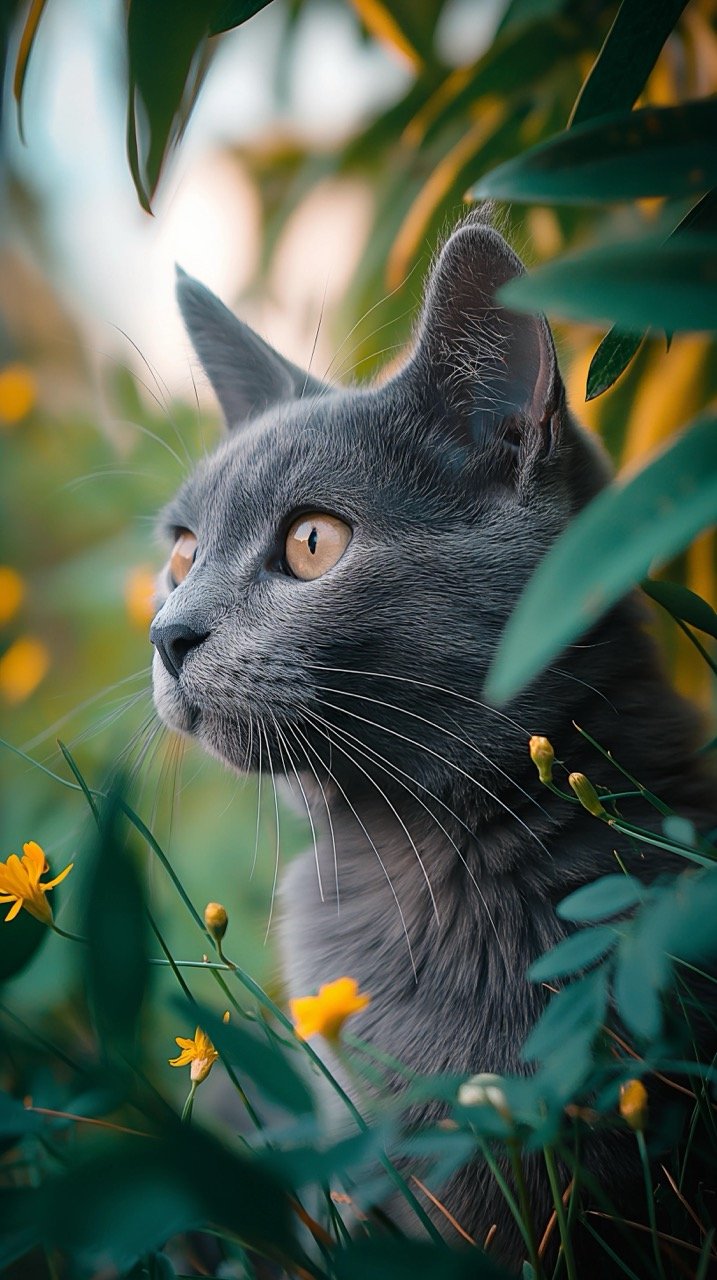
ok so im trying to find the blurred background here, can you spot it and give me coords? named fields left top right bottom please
left=1, top=0, right=716, bottom=1106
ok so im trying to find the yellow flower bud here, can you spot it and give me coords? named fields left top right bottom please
left=619, top=1078, right=648, bottom=1132
left=568, top=772, right=608, bottom=818
left=204, top=901, right=228, bottom=941
left=529, top=736, right=554, bottom=785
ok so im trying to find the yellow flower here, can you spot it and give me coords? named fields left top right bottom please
left=0, top=363, right=36, bottom=427
left=0, top=636, right=50, bottom=704
left=529, top=735, right=555, bottom=785
left=290, top=976, right=371, bottom=1042
left=125, top=566, right=157, bottom=629
left=568, top=772, right=608, bottom=818
left=619, top=1078, right=648, bottom=1132
left=169, top=1026, right=219, bottom=1084
left=204, top=900, right=228, bottom=941
left=0, top=567, right=25, bottom=627
left=0, top=841, right=73, bottom=925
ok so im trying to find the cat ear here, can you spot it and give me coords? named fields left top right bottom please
left=176, top=268, right=324, bottom=428
left=406, top=221, right=562, bottom=461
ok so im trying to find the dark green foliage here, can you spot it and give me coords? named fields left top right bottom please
left=486, top=414, right=717, bottom=703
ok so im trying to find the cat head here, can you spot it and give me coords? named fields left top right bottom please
left=150, top=219, right=608, bottom=794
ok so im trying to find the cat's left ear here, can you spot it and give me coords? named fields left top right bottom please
left=176, top=268, right=325, bottom=429
left=404, top=220, right=562, bottom=465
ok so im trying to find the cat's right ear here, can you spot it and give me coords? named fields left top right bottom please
left=176, top=268, right=324, bottom=429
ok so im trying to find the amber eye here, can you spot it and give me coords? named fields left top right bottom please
left=169, top=530, right=198, bottom=586
left=284, top=513, right=352, bottom=581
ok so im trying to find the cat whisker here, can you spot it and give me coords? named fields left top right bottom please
left=293, top=719, right=417, bottom=980
left=306, top=664, right=530, bottom=736
left=283, top=718, right=340, bottom=915
left=549, top=666, right=619, bottom=715
left=303, top=707, right=508, bottom=969
left=111, top=323, right=195, bottom=474
left=272, top=715, right=324, bottom=904
left=262, top=722, right=281, bottom=942
left=303, top=709, right=439, bottom=925
left=251, top=721, right=264, bottom=881
left=313, top=693, right=552, bottom=859
left=311, top=677, right=548, bottom=818
left=320, top=258, right=423, bottom=386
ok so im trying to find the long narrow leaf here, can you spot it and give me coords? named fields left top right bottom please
left=485, top=414, right=717, bottom=703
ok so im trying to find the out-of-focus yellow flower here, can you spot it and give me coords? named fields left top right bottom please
left=204, top=901, right=228, bottom=941
left=529, top=736, right=555, bottom=785
left=0, top=364, right=36, bottom=426
left=0, top=567, right=25, bottom=626
left=169, top=1026, right=220, bottom=1084
left=619, top=1078, right=648, bottom=1132
left=125, top=566, right=156, bottom=630
left=568, top=772, right=608, bottom=818
left=0, top=841, right=73, bottom=925
left=0, top=636, right=49, bottom=704
left=290, top=976, right=371, bottom=1042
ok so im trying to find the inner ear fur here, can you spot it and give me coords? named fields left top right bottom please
left=405, top=221, right=562, bottom=460
left=176, top=267, right=325, bottom=429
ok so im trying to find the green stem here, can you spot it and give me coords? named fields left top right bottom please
left=608, top=818, right=714, bottom=867
left=543, top=1146, right=577, bottom=1280
left=508, top=1138, right=543, bottom=1279
left=636, top=1130, right=666, bottom=1280
left=475, top=1137, right=534, bottom=1256
left=181, top=1082, right=197, bottom=1124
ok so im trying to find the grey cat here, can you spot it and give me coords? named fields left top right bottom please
left=150, top=216, right=714, bottom=1274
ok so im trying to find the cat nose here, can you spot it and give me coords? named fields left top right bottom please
left=150, top=620, right=208, bottom=679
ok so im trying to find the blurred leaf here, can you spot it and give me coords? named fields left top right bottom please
left=495, top=0, right=568, bottom=39
left=334, top=1238, right=510, bottom=1279
left=183, top=1002, right=314, bottom=1115
left=569, top=0, right=688, bottom=127
left=557, top=875, right=644, bottom=922
left=12, top=0, right=48, bottom=141
left=260, top=1126, right=391, bottom=1186
left=522, top=968, right=607, bottom=1063
left=84, top=786, right=149, bottom=1051
left=585, top=191, right=717, bottom=398
left=0, top=900, right=44, bottom=982
left=0, top=1089, right=41, bottom=1137
left=421, top=16, right=586, bottom=149
left=499, top=234, right=717, bottom=331
left=0, top=1190, right=38, bottom=1270
left=486, top=414, right=717, bottom=703
left=642, top=577, right=717, bottom=639
left=528, top=926, right=617, bottom=982
left=210, top=0, right=273, bottom=36
left=614, top=928, right=667, bottom=1041
left=586, top=328, right=644, bottom=400
left=37, top=1126, right=294, bottom=1273
left=471, top=100, right=717, bottom=204
left=348, top=0, right=446, bottom=66
left=126, top=1, right=214, bottom=210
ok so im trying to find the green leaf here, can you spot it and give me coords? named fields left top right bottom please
left=126, top=1, right=213, bottom=209
left=209, top=1, right=273, bottom=36
left=470, top=100, right=717, bottom=204
left=569, top=0, right=688, bottom=127
left=0, top=1090, right=41, bottom=1138
left=185, top=1003, right=314, bottom=1115
left=586, top=327, right=644, bottom=400
left=495, top=0, right=568, bottom=39
left=486, top=414, right=717, bottom=704
left=522, top=968, right=607, bottom=1062
left=642, top=577, right=717, bottom=639
left=334, top=1239, right=509, bottom=1280
left=38, top=1127, right=294, bottom=1272
left=614, top=932, right=666, bottom=1041
left=84, top=788, right=149, bottom=1051
left=499, top=234, right=717, bottom=332
left=557, top=875, right=644, bottom=923
left=528, top=926, right=617, bottom=982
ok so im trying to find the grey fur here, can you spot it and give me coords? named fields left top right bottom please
left=152, top=219, right=714, bottom=1274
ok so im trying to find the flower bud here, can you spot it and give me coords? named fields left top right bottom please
left=529, top=736, right=554, bottom=785
left=619, top=1078, right=648, bottom=1132
left=458, top=1072, right=512, bottom=1122
left=568, top=772, right=607, bottom=818
left=204, top=901, right=228, bottom=941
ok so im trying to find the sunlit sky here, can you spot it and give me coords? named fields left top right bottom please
left=3, top=0, right=497, bottom=400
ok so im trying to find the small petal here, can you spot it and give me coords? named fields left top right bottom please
left=42, top=862, right=74, bottom=891
left=4, top=898, right=23, bottom=922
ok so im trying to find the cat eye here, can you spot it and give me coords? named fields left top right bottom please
left=284, top=513, right=352, bottom=581
left=169, top=529, right=198, bottom=586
